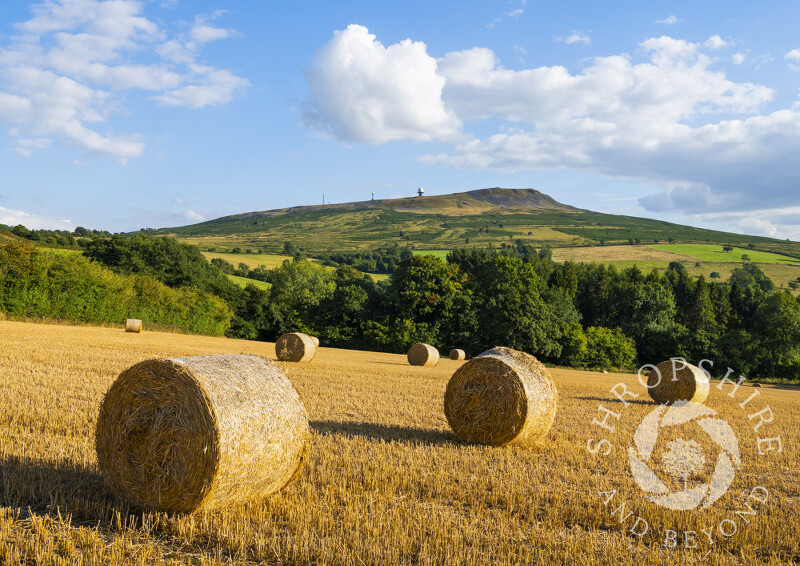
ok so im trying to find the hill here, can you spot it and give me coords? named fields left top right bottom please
left=149, top=188, right=800, bottom=257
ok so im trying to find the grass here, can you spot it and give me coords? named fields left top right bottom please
left=0, top=319, right=797, bottom=564
left=649, top=244, right=800, bottom=264
left=226, top=274, right=271, bottom=291
left=412, top=249, right=451, bottom=260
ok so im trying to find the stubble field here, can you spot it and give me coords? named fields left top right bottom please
left=0, top=320, right=797, bottom=565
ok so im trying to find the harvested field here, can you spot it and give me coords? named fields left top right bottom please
left=0, top=320, right=797, bottom=565
left=552, top=245, right=698, bottom=263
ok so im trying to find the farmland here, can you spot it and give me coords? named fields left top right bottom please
left=0, top=320, right=797, bottom=565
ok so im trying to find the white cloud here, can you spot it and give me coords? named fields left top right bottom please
left=0, top=206, right=72, bottom=230
left=185, top=209, right=205, bottom=222
left=0, top=0, right=247, bottom=159
left=558, top=31, right=590, bottom=45
left=303, top=24, right=462, bottom=143
left=657, top=15, right=680, bottom=25
left=703, top=35, right=732, bottom=50
left=787, top=49, right=800, bottom=70
left=425, top=36, right=792, bottom=215
left=306, top=27, right=800, bottom=218
left=733, top=52, right=746, bottom=65
left=693, top=207, right=800, bottom=240
left=505, top=9, right=524, bottom=18
left=786, top=49, right=800, bottom=61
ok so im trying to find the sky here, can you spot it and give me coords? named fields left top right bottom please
left=0, top=1, right=799, bottom=239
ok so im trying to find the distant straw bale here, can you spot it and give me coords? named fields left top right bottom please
left=407, top=343, right=439, bottom=366
left=125, top=319, right=142, bottom=333
left=449, top=349, right=466, bottom=360
left=95, top=354, right=309, bottom=513
left=647, top=359, right=709, bottom=404
left=444, top=347, right=558, bottom=446
left=310, top=336, right=320, bottom=347
left=276, top=333, right=316, bottom=362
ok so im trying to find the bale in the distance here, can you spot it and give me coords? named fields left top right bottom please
left=444, top=347, right=558, bottom=446
left=125, top=319, right=142, bottom=333
left=449, top=349, right=466, bottom=361
left=647, top=359, right=709, bottom=404
left=310, top=336, right=320, bottom=347
left=95, top=354, right=309, bottom=513
left=407, top=343, right=439, bottom=366
left=276, top=333, right=316, bottom=362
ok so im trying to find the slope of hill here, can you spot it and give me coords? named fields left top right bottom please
left=150, top=188, right=800, bottom=257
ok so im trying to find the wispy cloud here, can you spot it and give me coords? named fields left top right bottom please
left=786, top=49, right=800, bottom=70
left=557, top=31, right=590, bottom=45
left=0, top=1, right=248, bottom=160
left=657, top=15, right=680, bottom=25
left=0, top=205, right=72, bottom=229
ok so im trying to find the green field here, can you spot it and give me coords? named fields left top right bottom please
left=412, top=249, right=450, bottom=260
left=649, top=244, right=800, bottom=264
left=226, top=274, right=271, bottom=291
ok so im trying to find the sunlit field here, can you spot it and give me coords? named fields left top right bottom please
left=0, top=320, right=797, bottom=565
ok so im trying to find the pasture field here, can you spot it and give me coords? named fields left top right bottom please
left=0, top=320, right=797, bottom=565
left=648, top=244, right=800, bottom=264
left=225, top=274, right=271, bottom=291
left=412, top=249, right=451, bottom=260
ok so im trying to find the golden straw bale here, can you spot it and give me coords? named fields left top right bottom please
left=449, top=349, right=466, bottom=361
left=647, top=359, right=709, bottom=404
left=125, top=319, right=142, bottom=333
left=407, top=343, right=439, bottom=366
left=276, top=333, right=316, bottom=362
left=444, top=346, right=558, bottom=446
left=95, top=354, right=309, bottom=513
left=310, top=336, right=320, bottom=347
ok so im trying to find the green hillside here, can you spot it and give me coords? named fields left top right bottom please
left=149, top=188, right=800, bottom=258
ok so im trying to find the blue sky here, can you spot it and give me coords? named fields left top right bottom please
left=0, top=1, right=799, bottom=239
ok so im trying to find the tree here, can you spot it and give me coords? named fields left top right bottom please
left=751, top=292, right=800, bottom=378
left=710, top=272, right=720, bottom=280
left=469, top=255, right=566, bottom=357
left=384, top=255, right=476, bottom=350
left=723, top=245, right=734, bottom=253
left=264, top=258, right=336, bottom=337
left=741, top=254, right=750, bottom=263
left=583, top=327, right=637, bottom=370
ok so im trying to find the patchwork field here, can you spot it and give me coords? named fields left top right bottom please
left=201, top=252, right=294, bottom=270
left=648, top=244, right=800, bottom=264
left=0, top=321, right=796, bottom=565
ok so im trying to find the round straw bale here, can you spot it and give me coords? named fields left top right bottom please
left=407, top=343, right=439, bottom=366
left=444, top=346, right=558, bottom=446
left=125, top=318, right=142, bottom=333
left=95, top=354, right=309, bottom=513
left=310, top=336, right=320, bottom=347
left=647, top=359, right=709, bottom=404
left=276, top=333, right=316, bottom=362
left=449, top=349, right=466, bottom=361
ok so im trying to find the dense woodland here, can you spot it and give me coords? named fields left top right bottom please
left=2, top=228, right=799, bottom=380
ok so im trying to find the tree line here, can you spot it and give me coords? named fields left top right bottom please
left=3, top=229, right=799, bottom=379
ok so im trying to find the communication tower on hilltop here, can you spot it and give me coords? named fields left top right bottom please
left=371, top=191, right=375, bottom=201
left=417, top=187, right=424, bottom=197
